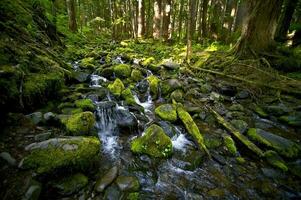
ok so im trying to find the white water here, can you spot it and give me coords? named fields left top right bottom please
left=133, top=87, right=153, bottom=112
left=72, top=61, right=80, bottom=71
left=90, top=74, right=107, bottom=88
left=172, top=134, right=192, bottom=153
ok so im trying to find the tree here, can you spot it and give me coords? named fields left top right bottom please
left=234, top=0, right=283, bottom=58
left=138, top=0, right=146, bottom=37
left=66, top=0, right=77, bottom=32
left=162, top=0, right=172, bottom=40
left=201, top=0, right=209, bottom=38
left=153, top=0, right=162, bottom=39
left=186, top=0, right=195, bottom=63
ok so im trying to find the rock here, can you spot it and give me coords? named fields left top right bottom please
left=100, top=67, right=114, bottom=79
left=155, top=104, right=177, bottom=122
left=204, top=136, right=222, bottom=149
left=170, top=89, right=184, bottom=102
left=200, top=83, right=212, bottom=93
left=0, top=152, right=17, bottom=166
left=230, top=119, right=248, bottom=133
left=23, top=180, right=42, bottom=200
left=161, top=62, right=180, bottom=70
left=265, top=103, right=292, bottom=116
left=287, top=159, right=301, bottom=178
left=279, top=113, right=301, bottom=127
left=61, top=112, right=96, bottom=135
left=95, top=166, right=119, bottom=193
left=43, top=112, right=56, bottom=122
left=131, top=124, right=173, bottom=158
left=131, top=69, right=144, bottom=82
left=141, top=57, right=155, bottom=67
left=254, top=105, right=268, bottom=117
left=75, top=99, right=96, bottom=111
left=108, top=78, right=125, bottom=97
left=146, top=75, right=160, bottom=98
left=80, top=57, right=95, bottom=69
left=161, top=79, right=182, bottom=95
left=26, top=112, right=43, bottom=125
left=34, top=131, right=52, bottom=141
left=236, top=90, right=249, bottom=99
left=136, top=79, right=149, bottom=94
left=177, top=104, right=208, bottom=154
left=104, top=185, right=121, bottom=200
left=247, top=128, right=300, bottom=158
left=209, top=92, right=223, bottom=101
left=73, top=71, right=89, bottom=83
left=264, top=150, right=288, bottom=171
left=121, top=88, right=136, bottom=105
left=115, top=176, right=140, bottom=192
left=113, top=64, right=132, bottom=78
left=157, top=121, right=176, bottom=138
left=51, top=173, right=88, bottom=196
left=223, top=135, right=237, bottom=156
left=229, top=104, right=244, bottom=112
left=116, top=109, right=138, bottom=132
left=21, top=137, right=100, bottom=174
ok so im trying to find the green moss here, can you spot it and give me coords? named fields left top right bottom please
left=52, top=173, right=88, bottom=195
left=146, top=75, right=160, bottom=97
left=170, top=89, right=184, bottom=102
left=58, top=102, right=74, bottom=110
left=279, top=114, right=301, bottom=127
left=161, top=81, right=171, bottom=95
left=155, top=104, right=177, bottom=122
left=113, top=64, right=132, bottom=78
left=62, top=112, right=95, bottom=135
left=121, top=88, right=136, bottom=105
left=80, top=57, right=95, bottom=69
left=204, top=137, right=222, bottom=149
left=236, top=157, right=246, bottom=164
left=131, top=69, right=143, bottom=82
left=22, top=137, right=100, bottom=174
left=108, top=78, right=125, bottom=97
left=75, top=99, right=95, bottom=111
left=141, top=57, right=155, bottom=66
left=254, top=105, right=268, bottom=117
left=224, top=136, right=237, bottom=156
left=264, top=150, right=288, bottom=171
left=127, top=192, right=139, bottom=200
left=131, top=124, right=173, bottom=158
left=177, top=104, right=209, bottom=155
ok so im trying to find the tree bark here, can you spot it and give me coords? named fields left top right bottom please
left=66, top=0, right=77, bottom=32
left=178, top=0, right=184, bottom=40
left=201, top=0, right=208, bottom=38
left=234, top=0, right=283, bottom=58
left=187, top=0, right=195, bottom=63
left=153, top=0, right=162, bottom=39
left=162, top=0, right=171, bottom=40
left=138, top=0, right=146, bottom=37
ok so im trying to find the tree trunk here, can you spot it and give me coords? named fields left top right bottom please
left=187, top=0, right=195, bottom=63
left=138, top=0, right=145, bottom=37
left=178, top=0, right=184, bottom=40
left=234, top=0, right=283, bottom=58
left=233, top=0, right=248, bottom=32
left=66, top=0, right=77, bottom=32
left=153, top=0, right=162, bottom=39
left=275, top=0, right=298, bottom=41
left=201, top=0, right=208, bottom=38
left=162, top=0, right=171, bottom=40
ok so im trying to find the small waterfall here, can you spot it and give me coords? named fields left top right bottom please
left=171, top=134, right=192, bottom=153
left=72, top=61, right=80, bottom=71
left=113, top=56, right=124, bottom=64
left=133, top=86, right=153, bottom=112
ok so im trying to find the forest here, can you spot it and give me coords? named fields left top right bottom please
left=0, top=0, right=301, bottom=199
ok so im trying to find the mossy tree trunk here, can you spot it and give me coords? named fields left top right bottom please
left=234, top=0, right=283, bottom=58
left=66, top=0, right=77, bottom=32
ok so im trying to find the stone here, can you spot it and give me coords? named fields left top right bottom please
left=279, top=113, right=301, bottom=127
left=26, top=112, right=43, bottom=125
left=136, top=79, right=149, bottom=94
left=21, top=137, right=100, bottom=174
left=75, top=99, right=96, bottom=111
left=43, top=112, right=56, bottom=122
left=265, top=103, right=292, bottom=116
left=116, top=109, right=138, bottom=132
left=95, top=166, right=119, bottom=193
left=230, top=119, right=248, bottom=133
left=161, top=79, right=182, bottom=95
left=34, top=131, right=52, bottom=141
left=113, top=64, right=132, bottom=78
left=287, top=159, right=301, bottom=178
left=51, top=173, right=88, bottom=196
left=146, top=75, right=160, bottom=98
left=200, top=83, right=212, bottom=93
left=80, top=57, right=95, bottom=69
left=0, top=152, right=17, bottom=166
left=236, top=90, right=249, bottom=99
left=23, top=180, right=42, bottom=200
left=131, top=69, right=144, bottom=82
left=61, top=112, right=96, bottom=135
left=264, top=150, right=288, bottom=171
left=170, top=89, right=184, bottom=102
left=155, top=104, right=177, bottom=122
left=115, top=176, right=140, bottom=192
left=161, top=62, right=180, bottom=70
left=121, top=88, right=136, bottom=105
left=108, top=78, right=125, bottom=97
left=229, top=104, right=244, bottom=112
left=223, top=135, right=237, bottom=156
left=73, top=71, right=89, bottom=83
left=131, top=124, right=173, bottom=158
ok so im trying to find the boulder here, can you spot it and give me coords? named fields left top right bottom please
left=115, top=176, right=140, bottom=192
left=223, top=135, right=237, bottom=156
left=26, top=112, right=43, bottom=125
left=279, top=113, right=301, bottom=127
left=61, top=112, right=96, bottom=135
left=23, top=180, right=42, bottom=200
left=146, top=75, right=160, bottom=98
left=113, top=64, right=132, bottom=78
left=161, top=62, right=180, bottom=70
left=95, top=166, right=119, bottom=193
left=121, top=88, right=136, bottom=105
left=131, top=69, right=144, bottom=82
left=108, top=78, right=125, bottom=97
left=161, top=79, right=182, bottom=95
left=75, top=99, right=96, bottom=111
left=264, top=150, right=288, bottom=171
left=80, top=57, right=95, bottom=69
left=230, top=119, right=248, bottom=133
left=155, top=104, right=177, bottom=122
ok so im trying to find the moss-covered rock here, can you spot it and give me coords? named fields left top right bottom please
left=51, top=173, right=88, bottom=196
left=223, top=135, right=237, bottom=156
left=264, top=150, right=288, bottom=171
left=75, top=99, right=95, bottom=111
left=113, top=64, right=132, bottom=78
left=177, top=104, right=209, bottom=155
left=108, top=78, right=125, bottom=97
left=61, top=112, right=95, bottom=135
left=279, top=113, right=301, bottom=127
left=146, top=75, right=160, bottom=98
left=21, top=137, right=100, bottom=174
left=141, top=57, right=155, bottom=67
left=155, top=104, right=177, bottom=122
left=247, top=128, right=300, bottom=158
left=131, top=69, right=143, bottom=82
left=161, top=79, right=182, bottom=95
left=80, top=57, right=95, bottom=69
left=254, top=105, right=268, bottom=117
left=116, top=176, right=140, bottom=192
left=121, top=88, right=136, bottom=105
left=204, top=137, right=222, bottom=149
left=170, top=89, right=184, bottom=102
left=131, top=124, right=172, bottom=158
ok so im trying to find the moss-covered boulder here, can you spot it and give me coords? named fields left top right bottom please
left=279, top=113, right=301, bottom=127
left=161, top=79, right=182, bottom=95
left=108, top=78, right=125, bottom=97
left=223, top=135, right=237, bottom=156
left=21, top=137, right=100, bottom=174
left=177, top=104, right=209, bottom=155
left=75, top=99, right=95, bottom=111
left=141, top=57, right=155, bottom=67
left=131, top=69, right=144, bottom=82
left=155, top=104, right=177, bottom=122
left=80, top=57, right=95, bottom=69
left=51, top=173, right=88, bottom=196
left=131, top=124, right=172, bottom=158
left=121, top=88, right=136, bottom=105
left=113, top=64, right=132, bottom=78
left=146, top=75, right=160, bottom=98
left=247, top=128, right=300, bottom=158
left=264, top=150, right=288, bottom=171
left=170, top=89, right=184, bottom=102
left=61, top=112, right=95, bottom=135
left=116, top=176, right=140, bottom=192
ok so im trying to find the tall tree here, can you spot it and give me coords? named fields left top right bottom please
left=186, top=0, right=195, bottom=63
left=201, top=0, right=209, bottom=38
left=153, top=0, right=162, bottom=39
left=234, top=0, right=283, bottom=58
left=178, top=0, right=185, bottom=40
left=66, top=0, right=77, bottom=32
left=275, top=0, right=299, bottom=41
left=162, top=0, right=172, bottom=40
left=138, top=0, right=146, bottom=37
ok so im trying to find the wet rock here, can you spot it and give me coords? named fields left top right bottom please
left=104, top=184, right=121, bottom=200
left=236, top=90, right=249, bottom=99
left=161, top=79, right=182, bottom=95
left=75, top=99, right=96, bottom=111
left=229, top=104, right=244, bottom=112
left=23, top=180, right=42, bottom=200
left=131, top=124, right=173, bottom=158
left=200, top=83, right=212, bottom=93
left=212, top=153, right=227, bottom=165
left=261, top=168, right=284, bottom=179
left=108, top=78, right=125, bottom=97
left=113, top=64, right=132, bottom=78
left=51, top=173, right=88, bottom=196
left=100, top=67, right=114, bottom=79
left=265, top=103, right=292, bottom=116
left=20, top=137, right=100, bottom=174
left=121, top=88, right=136, bottom=105
left=26, top=112, right=43, bottom=125
left=210, top=92, right=223, bottom=101
left=60, top=112, right=96, bottom=135
left=254, top=105, right=268, bottom=117
left=287, top=159, right=301, bottom=178
left=136, top=79, right=149, bottom=94
left=219, top=85, right=237, bottom=96
left=170, top=89, right=184, bottom=102
left=43, top=112, right=56, bottom=122
left=157, top=121, right=176, bottom=138
left=0, top=152, right=17, bottom=166
left=230, top=119, right=248, bottom=133
left=73, top=71, right=89, bottom=83
left=86, top=93, right=99, bottom=102
left=223, top=135, right=237, bottom=156
left=80, top=57, right=95, bottom=69
left=155, top=104, right=177, bottom=122
left=146, top=75, right=160, bottom=98
left=161, top=62, right=180, bottom=70
left=204, top=136, right=222, bottom=149
left=131, top=69, right=144, bottom=82
left=116, top=109, right=137, bottom=132
left=279, top=113, right=301, bottom=127
left=34, top=131, right=52, bottom=142
left=247, top=128, right=300, bottom=158
left=115, top=176, right=140, bottom=192
left=95, top=166, right=119, bottom=193
left=264, top=150, right=288, bottom=171
left=173, top=149, right=204, bottom=171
